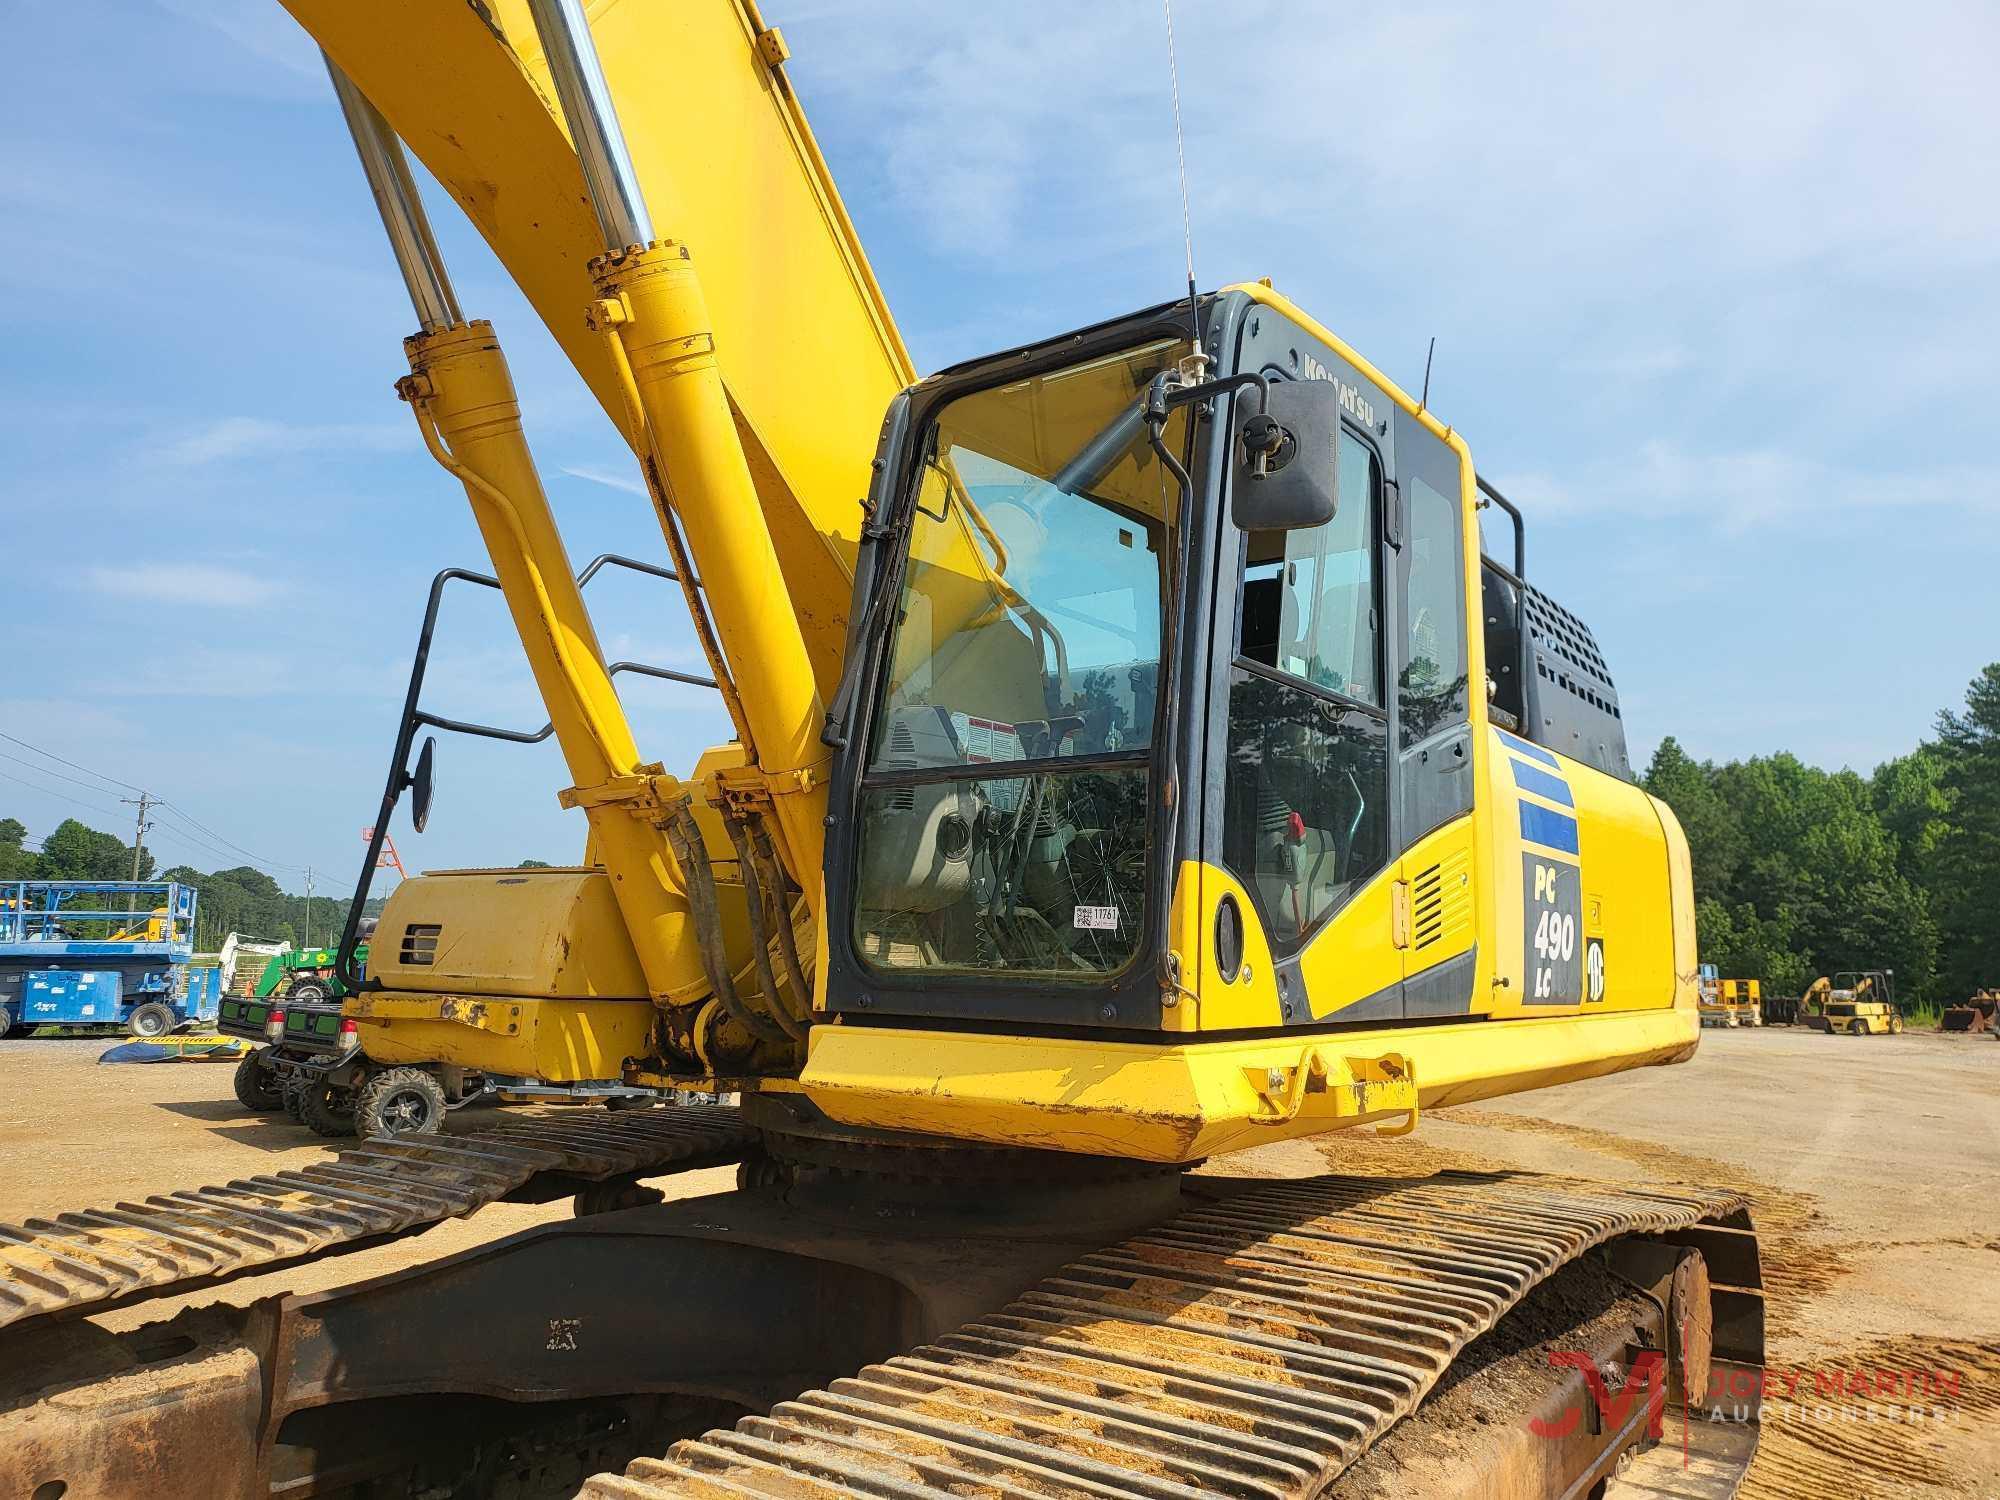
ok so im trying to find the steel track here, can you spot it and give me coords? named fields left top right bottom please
left=0, top=1105, right=750, bottom=1329
left=584, top=1171, right=1746, bottom=1500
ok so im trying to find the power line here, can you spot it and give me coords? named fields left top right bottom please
left=0, top=767, right=131, bottom=823
left=148, top=806, right=299, bottom=876
left=0, top=729, right=147, bottom=795
left=0, top=747, right=133, bottom=798
left=157, top=800, right=308, bottom=874
left=124, top=791, right=158, bottom=883
left=0, top=772, right=211, bottom=877
left=0, top=726, right=308, bottom=877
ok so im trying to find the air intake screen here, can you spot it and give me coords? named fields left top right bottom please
left=400, top=923, right=441, bottom=966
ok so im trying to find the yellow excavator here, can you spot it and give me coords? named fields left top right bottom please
left=0, top=3, right=1765, bottom=1496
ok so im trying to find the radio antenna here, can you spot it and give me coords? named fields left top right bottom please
left=1162, top=0, right=1202, bottom=363
left=1420, top=336, right=1437, bottom=411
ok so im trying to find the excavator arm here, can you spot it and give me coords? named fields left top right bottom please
left=293, top=0, right=913, bottom=696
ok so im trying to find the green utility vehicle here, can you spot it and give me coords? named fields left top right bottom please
left=219, top=923, right=375, bottom=1136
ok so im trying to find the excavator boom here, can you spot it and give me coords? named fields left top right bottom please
left=296, top=0, right=912, bottom=696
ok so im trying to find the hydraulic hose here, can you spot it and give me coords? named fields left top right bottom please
left=748, top=815, right=813, bottom=1029
left=663, top=801, right=789, bottom=1048
left=724, top=812, right=809, bottom=1045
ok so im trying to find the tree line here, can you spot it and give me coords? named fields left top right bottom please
left=1642, top=663, right=1999, bottom=1005
left=7, top=664, right=1994, bottom=996
left=1, top=820, right=560, bottom=951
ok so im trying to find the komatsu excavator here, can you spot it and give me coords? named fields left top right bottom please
left=0, top=3, right=1766, bottom=1496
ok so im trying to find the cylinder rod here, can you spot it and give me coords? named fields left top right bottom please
left=524, top=0, right=654, bottom=250
left=324, top=56, right=462, bottom=332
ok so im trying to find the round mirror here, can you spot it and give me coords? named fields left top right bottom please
left=410, top=735, right=437, bottom=834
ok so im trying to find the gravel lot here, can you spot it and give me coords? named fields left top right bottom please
left=0, top=1023, right=1993, bottom=1495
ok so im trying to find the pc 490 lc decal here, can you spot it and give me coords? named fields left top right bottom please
left=1524, top=854, right=1584, bottom=1004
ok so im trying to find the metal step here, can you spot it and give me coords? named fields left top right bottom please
left=585, top=1171, right=1746, bottom=1500
left=0, top=1105, right=750, bottom=1329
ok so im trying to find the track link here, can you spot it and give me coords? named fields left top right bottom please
left=0, top=1105, right=750, bottom=1329
left=586, top=1171, right=1746, bottom=1500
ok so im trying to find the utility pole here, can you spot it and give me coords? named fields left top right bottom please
left=122, top=792, right=157, bottom=882
left=303, top=866, right=315, bottom=948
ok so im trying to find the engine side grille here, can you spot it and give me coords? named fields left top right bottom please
left=399, top=923, right=441, bottom=966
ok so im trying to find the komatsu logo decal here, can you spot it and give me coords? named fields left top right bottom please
left=1301, top=354, right=1377, bottom=428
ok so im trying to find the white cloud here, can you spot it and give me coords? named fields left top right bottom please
left=793, top=2, right=2000, bottom=288
left=85, top=563, right=280, bottom=608
left=559, top=464, right=648, bottom=496
left=156, top=417, right=410, bottom=466
left=149, top=0, right=318, bottom=79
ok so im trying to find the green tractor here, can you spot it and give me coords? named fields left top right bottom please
left=251, top=941, right=366, bottom=1006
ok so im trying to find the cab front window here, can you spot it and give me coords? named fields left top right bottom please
left=853, top=341, right=1187, bottom=981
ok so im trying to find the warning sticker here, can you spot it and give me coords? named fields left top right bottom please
left=1585, top=937, right=1607, bottom=1003
left=954, top=714, right=1021, bottom=764
left=1072, top=905, right=1121, bottom=932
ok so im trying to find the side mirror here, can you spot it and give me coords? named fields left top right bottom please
left=410, top=735, right=437, bottom=834
left=1232, top=379, right=1341, bottom=532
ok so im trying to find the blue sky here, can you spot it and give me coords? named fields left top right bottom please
left=3, top=1, right=1995, bottom=895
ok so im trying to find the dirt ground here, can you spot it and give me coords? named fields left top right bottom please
left=0, top=1024, right=1995, bottom=1496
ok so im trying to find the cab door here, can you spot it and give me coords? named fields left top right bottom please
left=1390, top=408, right=1480, bottom=1017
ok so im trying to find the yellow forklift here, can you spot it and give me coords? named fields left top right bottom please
left=1802, top=969, right=1904, bottom=1034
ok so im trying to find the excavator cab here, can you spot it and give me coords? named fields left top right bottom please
left=805, top=286, right=1700, bottom=1159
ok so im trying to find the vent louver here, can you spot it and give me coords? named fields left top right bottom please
left=400, top=923, right=441, bottom=966
left=1412, top=863, right=1445, bottom=949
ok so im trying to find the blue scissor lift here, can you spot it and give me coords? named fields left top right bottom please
left=0, top=881, right=220, bottom=1037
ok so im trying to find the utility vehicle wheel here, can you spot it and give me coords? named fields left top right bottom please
left=232, top=1049, right=285, bottom=1112
left=127, top=1002, right=175, bottom=1038
left=1849, top=1019, right=1867, bottom=1036
left=286, top=976, right=333, bottom=1006
left=355, top=1067, right=448, bottom=1138
left=297, top=1077, right=357, bottom=1138
left=1890, top=1014, right=1904, bottom=1034
left=0, top=1006, right=12, bottom=1040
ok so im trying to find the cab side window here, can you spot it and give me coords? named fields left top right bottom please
left=1222, top=428, right=1390, bottom=954
left=1400, top=468, right=1468, bottom=744
left=1238, top=436, right=1380, bottom=706
left=1394, top=413, right=1475, bottom=840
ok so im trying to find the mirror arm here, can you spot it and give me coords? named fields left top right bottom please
left=1146, top=368, right=1270, bottom=423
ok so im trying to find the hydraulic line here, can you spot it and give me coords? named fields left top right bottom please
left=747, top=816, right=813, bottom=1027
left=723, top=811, right=809, bottom=1045
left=595, top=321, right=753, bottom=750
left=663, top=801, right=788, bottom=1048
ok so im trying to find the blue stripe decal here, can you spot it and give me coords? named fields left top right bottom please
left=1497, top=729, right=1560, bottom=769
left=1509, top=759, right=1575, bottom=807
left=1519, top=801, right=1580, bottom=854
